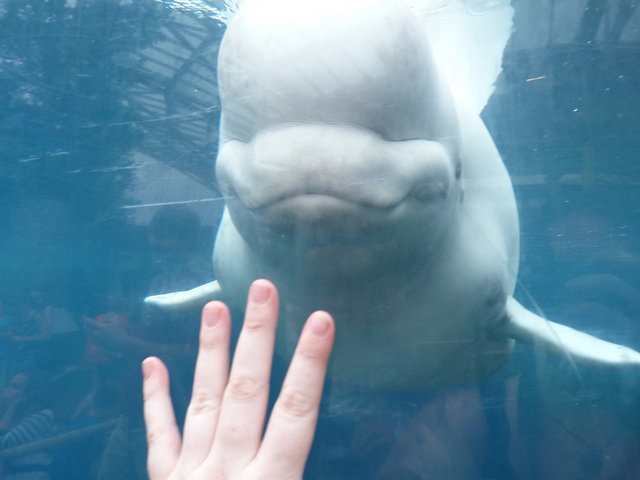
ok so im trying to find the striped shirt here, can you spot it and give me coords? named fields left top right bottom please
left=0, top=409, right=55, bottom=480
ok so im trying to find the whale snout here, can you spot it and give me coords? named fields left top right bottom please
left=216, top=123, right=459, bottom=232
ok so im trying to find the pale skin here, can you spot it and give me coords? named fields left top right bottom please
left=142, top=279, right=335, bottom=480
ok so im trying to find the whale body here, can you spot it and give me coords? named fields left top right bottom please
left=147, top=0, right=640, bottom=390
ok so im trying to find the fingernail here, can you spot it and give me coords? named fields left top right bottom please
left=141, top=358, right=153, bottom=380
left=249, top=282, right=270, bottom=304
left=204, top=304, right=221, bottom=327
left=310, top=312, right=331, bottom=336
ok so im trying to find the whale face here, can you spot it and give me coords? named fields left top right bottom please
left=217, top=125, right=459, bottom=271
left=216, top=0, right=463, bottom=277
left=146, top=0, right=640, bottom=390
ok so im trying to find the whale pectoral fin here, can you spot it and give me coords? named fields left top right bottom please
left=501, top=296, right=640, bottom=368
left=144, top=281, right=223, bottom=313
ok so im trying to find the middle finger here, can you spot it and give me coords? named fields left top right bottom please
left=209, top=279, right=280, bottom=468
left=178, top=301, right=231, bottom=471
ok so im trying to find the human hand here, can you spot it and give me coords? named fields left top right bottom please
left=142, top=279, right=335, bottom=480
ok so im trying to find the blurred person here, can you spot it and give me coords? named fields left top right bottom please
left=0, top=372, right=34, bottom=435
left=84, top=292, right=130, bottom=364
left=0, top=368, right=95, bottom=480
left=46, top=367, right=106, bottom=480
left=43, top=301, right=82, bottom=373
left=0, top=370, right=51, bottom=480
left=3, top=292, right=52, bottom=375
left=87, top=205, right=214, bottom=480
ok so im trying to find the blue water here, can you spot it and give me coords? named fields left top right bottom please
left=1, top=0, right=639, bottom=478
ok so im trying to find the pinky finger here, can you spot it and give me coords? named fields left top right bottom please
left=142, top=357, right=182, bottom=480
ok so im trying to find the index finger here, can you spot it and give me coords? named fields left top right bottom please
left=208, top=279, right=280, bottom=470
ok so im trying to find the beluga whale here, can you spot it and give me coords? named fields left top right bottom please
left=147, top=0, right=640, bottom=390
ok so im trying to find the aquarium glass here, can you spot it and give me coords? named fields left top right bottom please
left=1, top=0, right=639, bottom=478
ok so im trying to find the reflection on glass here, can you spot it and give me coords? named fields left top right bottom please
left=0, top=0, right=639, bottom=479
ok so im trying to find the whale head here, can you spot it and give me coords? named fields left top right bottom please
left=216, top=0, right=463, bottom=279
left=208, top=0, right=520, bottom=389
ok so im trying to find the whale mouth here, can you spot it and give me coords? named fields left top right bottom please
left=227, top=190, right=450, bottom=247
left=255, top=193, right=397, bottom=234
left=217, top=124, right=458, bottom=241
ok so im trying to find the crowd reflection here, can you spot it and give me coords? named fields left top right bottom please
left=1, top=205, right=640, bottom=479
left=0, top=205, right=214, bottom=480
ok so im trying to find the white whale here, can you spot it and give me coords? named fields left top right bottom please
left=147, top=0, right=640, bottom=390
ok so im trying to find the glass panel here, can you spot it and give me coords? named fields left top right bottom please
left=0, top=1, right=638, bottom=478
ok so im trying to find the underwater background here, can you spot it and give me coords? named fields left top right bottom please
left=0, top=0, right=639, bottom=478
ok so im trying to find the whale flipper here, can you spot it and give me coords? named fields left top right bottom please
left=145, top=280, right=223, bottom=313
left=502, top=297, right=640, bottom=368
